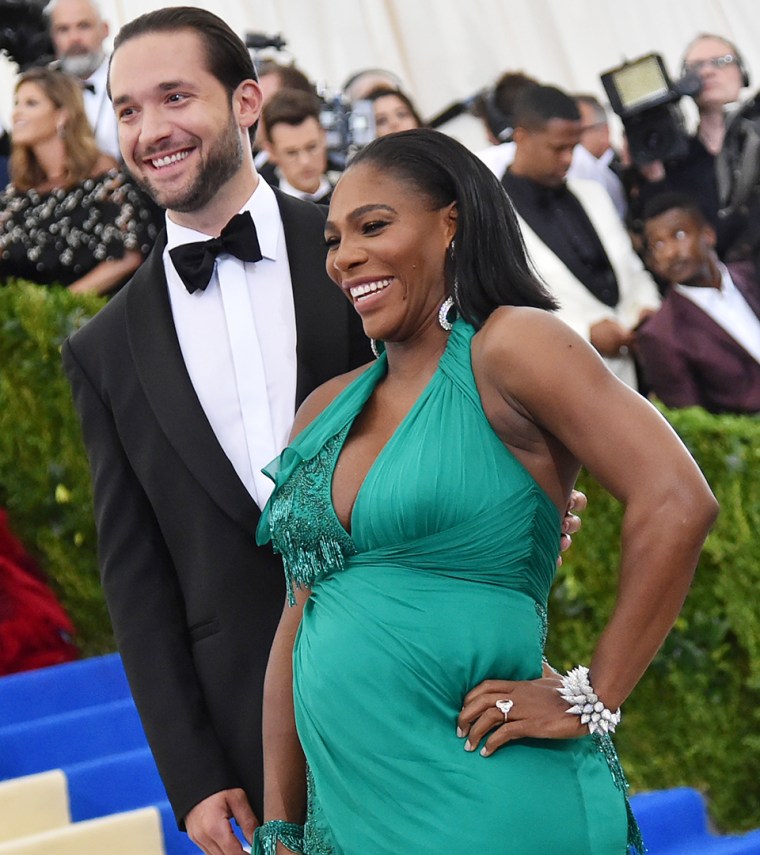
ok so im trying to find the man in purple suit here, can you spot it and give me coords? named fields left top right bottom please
left=637, top=192, right=760, bottom=414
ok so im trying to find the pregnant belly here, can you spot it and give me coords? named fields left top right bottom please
left=294, top=561, right=544, bottom=726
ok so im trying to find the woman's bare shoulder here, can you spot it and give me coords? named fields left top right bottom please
left=290, top=360, right=375, bottom=437
left=474, top=306, right=584, bottom=370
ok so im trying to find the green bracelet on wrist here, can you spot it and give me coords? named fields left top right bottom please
left=252, top=820, right=305, bottom=855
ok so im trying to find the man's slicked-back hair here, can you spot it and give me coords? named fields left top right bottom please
left=346, top=129, right=558, bottom=328
left=513, top=84, right=581, bottom=131
left=113, top=6, right=257, bottom=94
left=112, top=7, right=258, bottom=139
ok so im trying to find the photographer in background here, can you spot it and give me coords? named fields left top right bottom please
left=635, top=34, right=753, bottom=263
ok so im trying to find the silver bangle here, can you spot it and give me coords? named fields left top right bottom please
left=557, top=665, right=621, bottom=735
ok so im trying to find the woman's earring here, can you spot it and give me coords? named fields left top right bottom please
left=438, top=296, right=455, bottom=332
left=370, top=339, right=384, bottom=358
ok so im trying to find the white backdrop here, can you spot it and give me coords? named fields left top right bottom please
left=2, top=0, right=760, bottom=149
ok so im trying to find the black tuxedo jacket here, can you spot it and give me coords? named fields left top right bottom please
left=62, top=190, right=370, bottom=825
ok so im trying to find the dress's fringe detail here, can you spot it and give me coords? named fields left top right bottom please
left=593, top=732, right=646, bottom=854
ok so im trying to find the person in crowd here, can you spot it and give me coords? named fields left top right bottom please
left=261, top=89, right=335, bottom=203
left=45, top=0, right=120, bottom=162
left=254, top=129, right=718, bottom=854
left=502, top=85, right=661, bottom=388
left=365, top=85, right=423, bottom=137
left=253, top=59, right=317, bottom=178
left=62, top=8, right=372, bottom=853
left=574, top=93, right=627, bottom=218
left=476, top=74, right=628, bottom=217
left=342, top=67, right=405, bottom=103
left=636, top=192, right=760, bottom=413
left=0, top=67, right=157, bottom=294
left=634, top=34, right=752, bottom=260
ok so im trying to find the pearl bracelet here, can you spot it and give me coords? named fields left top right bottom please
left=557, top=665, right=622, bottom=735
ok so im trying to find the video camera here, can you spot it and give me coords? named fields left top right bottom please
left=0, top=0, right=54, bottom=70
left=318, top=91, right=375, bottom=169
left=246, top=32, right=376, bottom=168
left=601, top=53, right=701, bottom=164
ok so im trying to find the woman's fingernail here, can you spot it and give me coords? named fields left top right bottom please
left=464, top=740, right=473, bottom=752
left=480, top=747, right=489, bottom=757
left=456, top=727, right=464, bottom=738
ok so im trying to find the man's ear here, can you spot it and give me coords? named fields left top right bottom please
left=512, top=126, right=527, bottom=147
left=702, top=223, right=717, bottom=249
left=234, top=79, right=263, bottom=133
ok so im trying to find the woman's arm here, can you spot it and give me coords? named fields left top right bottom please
left=459, top=307, right=718, bottom=754
left=67, top=250, right=143, bottom=295
left=262, top=590, right=310, bottom=825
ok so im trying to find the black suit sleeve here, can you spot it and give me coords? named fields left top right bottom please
left=62, top=337, right=242, bottom=827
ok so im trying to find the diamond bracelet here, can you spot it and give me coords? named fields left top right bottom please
left=557, top=665, right=621, bottom=735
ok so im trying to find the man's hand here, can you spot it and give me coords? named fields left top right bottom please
left=185, top=788, right=258, bottom=855
left=558, top=489, right=586, bottom=566
left=590, top=319, right=634, bottom=358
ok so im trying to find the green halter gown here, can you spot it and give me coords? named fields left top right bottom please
left=258, top=318, right=638, bottom=854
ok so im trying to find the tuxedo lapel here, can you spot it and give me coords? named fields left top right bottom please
left=275, top=189, right=343, bottom=406
left=124, top=233, right=260, bottom=531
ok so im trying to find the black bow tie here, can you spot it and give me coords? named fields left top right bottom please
left=82, top=82, right=96, bottom=94
left=169, top=211, right=263, bottom=294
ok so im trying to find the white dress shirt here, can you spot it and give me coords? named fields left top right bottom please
left=165, top=179, right=297, bottom=508
left=675, top=264, right=760, bottom=365
left=83, top=57, right=121, bottom=162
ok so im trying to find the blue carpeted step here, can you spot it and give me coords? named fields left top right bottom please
left=0, top=654, right=129, bottom=727
left=630, top=788, right=760, bottom=854
left=0, top=698, right=146, bottom=779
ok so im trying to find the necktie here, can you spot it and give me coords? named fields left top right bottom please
left=82, top=82, right=96, bottom=94
left=169, top=211, right=263, bottom=293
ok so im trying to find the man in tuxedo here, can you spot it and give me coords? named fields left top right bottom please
left=61, top=8, right=370, bottom=854
left=502, top=84, right=660, bottom=389
left=45, top=0, right=121, bottom=161
left=637, top=192, right=760, bottom=413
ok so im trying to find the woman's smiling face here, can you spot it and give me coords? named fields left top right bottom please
left=325, top=163, right=456, bottom=344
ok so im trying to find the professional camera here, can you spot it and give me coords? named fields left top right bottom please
left=318, top=90, right=375, bottom=169
left=601, top=53, right=700, bottom=164
left=0, top=0, right=54, bottom=70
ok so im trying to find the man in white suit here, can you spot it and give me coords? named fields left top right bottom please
left=502, top=85, right=660, bottom=388
left=45, top=0, right=120, bottom=161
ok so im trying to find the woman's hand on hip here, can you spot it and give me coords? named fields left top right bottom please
left=457, top=676, right=585, bottom=756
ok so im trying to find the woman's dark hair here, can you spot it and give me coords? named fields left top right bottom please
left=346, top=129, right=558, bottom=327
left=365, top=86, right=424, bottom=129
left=111, top=7, right=259, bottom=140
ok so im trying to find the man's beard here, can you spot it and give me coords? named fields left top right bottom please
left=60, top=50, right=103, bottom=79
left=134, top=113, right=244, bottom=214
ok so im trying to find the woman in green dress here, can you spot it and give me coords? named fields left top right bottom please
left=255, top=129, right=718, bottom=854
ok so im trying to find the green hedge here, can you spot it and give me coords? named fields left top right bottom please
left=0, top=282, right=109, bottom=655
left=1, top=282, right=758, bottom=831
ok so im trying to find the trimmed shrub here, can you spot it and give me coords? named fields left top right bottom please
left=0, top=282, right=109, bottom=655
left=0, top=282, right=758, bottom=830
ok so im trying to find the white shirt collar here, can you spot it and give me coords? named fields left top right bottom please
left=674, top=261, right=731, bottom=296
left=85, top=56, right=109, bottom=91
left=164, top=176, right=280, bottom=260
left=278, top=174, right=332, bottom=202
